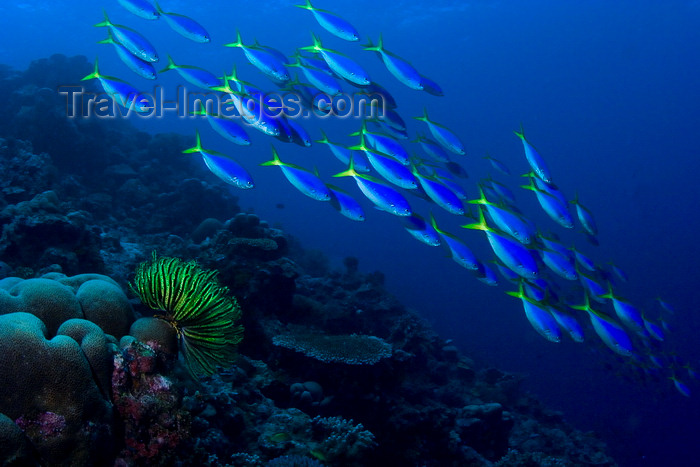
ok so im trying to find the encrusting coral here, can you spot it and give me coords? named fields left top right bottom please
left=130, top=252, right=244, bottom=378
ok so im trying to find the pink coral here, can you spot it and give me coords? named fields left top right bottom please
left=112, top=339, right=190, bottom=464
left=15, top=411, right=66, bottom=439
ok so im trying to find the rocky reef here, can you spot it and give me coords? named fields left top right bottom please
left=0, top=55, right=617, bottom=466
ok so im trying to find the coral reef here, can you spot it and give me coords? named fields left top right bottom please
left=0, top=55, right=618, bottom=467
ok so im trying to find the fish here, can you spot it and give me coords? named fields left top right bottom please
left=261, top=146, right=331, bottom=201
left=643, top=316, right=665, bottom=341
left=182, top=131, right=254, bottom=189
left=463, top=208, right=539, bottom=279
left=277, top=114, right=312, bottom=147
left=670, top=375, right=691, bottom=397
left=402, top=214, right=441, bottom=247
left=286, top=57, right=342, bottom=96
left=117, top=0, right=160, bottom=20
left=212, top=76, right=282, bottom=138
left=570, top=192, right=598, bottom=237
left=606, top=262, right=629, bottom=283
left=219, top=66, right=265, bottom=97
left=483, top=176, right=516, bottom=205
left=299, top=34, right=370, bottom=85
left=571, top=245, right=597, bottom=272
left=98, top=31, right=157, bottom=80
left=539, top=237, right=577, bottom=280
left=372, top=113, right=409, bottom=140
left=469, top=186, right=533, bottom=244
left=520, top=174, right=574, bottom=229
left=550, top=306, right=584, bottom=342
left=333, top=158, right=412, bottom=216
left=414, top=108, right=465, bottom=155
left=541, top=248, right=578, bottom=281
left=601, top=285, right=647, bottom=337
left=350, top=134, right=416, bottom=189
left=81, top=58, right=152, bottom=113
left=413, top=133, right=451, bottom=163
left=269, top=432, right=292, bottom=443
left=418, top=75, right=444, bottom=96
left=326, top=184, right=365, bottom=221
left=656, top=298, right=676, bottom=315
left=429, top=214, right=480, bottom=270
left=94, top=11, right=159, bottom=62
left=154, top=2, right=211, bottom=42
left=294, top=0, right=359, bottom=41
left=413, top=167, right=464, bottom=215
left=359, top=81, right=399, bottom=109
left=474, top=262, right=499, bottom=286
left=569, top=293, right=634, bottom=357
left=350, top=121, right=410, bottom=165
left=431, top=169, right=468, bottom=200
left=495, top=259, right=522, bottom=283
left=506, top=283, right=562, bottom=343
left=295, top=51, right=334, bottom=75
left=364, top=34, right=423, bottom=90
left=576, top=268, right=607, bottom=303
left=315, top=130, right=370, bottom=172
left=514, top=124, right=552, bottom=184
left=484, top=153, right=511, bottom=176
left=225, top=31, right=290, bottom=83
left=191, top=107, right=251, bottom=146
left=159, top=55, right=220, bottom=90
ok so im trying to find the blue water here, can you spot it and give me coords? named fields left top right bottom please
left=2, top=1, right=700, bottom=465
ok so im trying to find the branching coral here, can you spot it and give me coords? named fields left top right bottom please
left=130, top=252, right=243, bottom=378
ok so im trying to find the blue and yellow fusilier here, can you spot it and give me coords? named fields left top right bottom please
left=429, top=214, right=480, bottom=270
left=98, top=31, right=157, bottom=80
left=182, top=131, right=254, bottom=189
left=211, top=76, right=282, bottom=138
left=225, top=31, right=290, bottom=84
left=81, top=58, right=151, bottom=113
left=569, top=293, right=635, bottom=357
left=159, top=55, right=220, bottom=90
left=333, top=158, right=412, bottom=217
left=295, top=0, right=360, bottom=42
left=506, top=282, right=562, bottom=343
left=262, top=146, right=331, bottom=201
left=570, top=192, right=598, bottom=237
left=191, top=107, right=251, bottom=146
left=401, top=214, right=441, bottom=247
left=463, top=208, right=539, bottom=279
left=154, top=2, right=211, bottom=42
left=469, top=186, right=533, bottom=244
left=350, top=121, right=410, bottom=166
left=299, top=34, right=370, bottom=86
left=326, top=184, right=365, bottom=221
left=364, top=34, right=424, bottom=90
left=94, top=11, right=159, bottom=63
left=514, top=125, right=552, bottom=184
left=117, top=0, right=160, bottom=20
left=349, top=134, right=417, bottom=189
left=286, top=57, right=342, bottom=96
left=414, top=108, right=466, bottom=155
left=316, top=130, right=371, bottom=172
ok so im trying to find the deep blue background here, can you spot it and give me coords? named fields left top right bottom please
left=2, top=1, right=699, bottom=465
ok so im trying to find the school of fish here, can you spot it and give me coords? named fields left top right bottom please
left=85, top=0, right=695, bottom=397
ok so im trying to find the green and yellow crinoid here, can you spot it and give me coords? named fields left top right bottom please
left=131, top=252, right=243, bottom=378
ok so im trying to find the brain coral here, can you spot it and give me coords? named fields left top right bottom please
left=0, top=273, right=134, bottom=338
left=0, top=312, right=114, bottom=465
